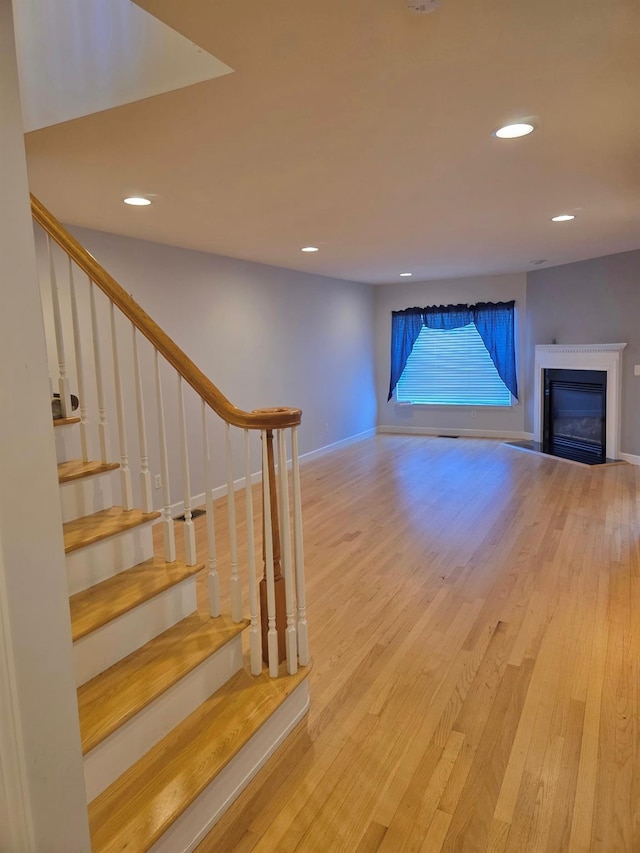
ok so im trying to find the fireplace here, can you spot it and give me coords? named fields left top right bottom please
left=533, top=344, right=626, bottom=463
left=543, top=369, right=606, bottom=463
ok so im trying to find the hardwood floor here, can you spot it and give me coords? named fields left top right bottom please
left=181, top=434, right=639, bottom=852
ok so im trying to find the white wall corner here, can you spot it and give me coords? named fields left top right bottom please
left=0, top=3, right=91, bottom=847
left=0, top=548, right=34, bottom=851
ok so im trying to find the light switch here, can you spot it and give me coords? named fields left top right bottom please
left=635, top=365, right=640, bottom=376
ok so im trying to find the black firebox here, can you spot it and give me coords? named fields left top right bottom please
left=543, top=369, right=607, bottom=464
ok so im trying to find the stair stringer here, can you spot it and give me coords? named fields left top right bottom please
left=151, top=679, right=310, bottom=853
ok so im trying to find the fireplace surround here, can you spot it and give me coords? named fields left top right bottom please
left=543, top=368, right=607, bottom=463
left=533, top=344, right=626, bottom=461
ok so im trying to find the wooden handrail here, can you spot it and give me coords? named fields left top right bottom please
left=31, top=195, right=301, bottom=430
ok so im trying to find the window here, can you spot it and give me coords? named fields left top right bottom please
left=387, top=301, right=518, bottom=405
left=395, top=323, right=512, bottom=406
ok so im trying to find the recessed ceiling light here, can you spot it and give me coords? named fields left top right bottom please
left=301, top=246, right=319, bottom=252
left=551, top=214, right=575, bottom=222
left=400, top=272, right=413, bottom=277
left=123, top=196, right=151, bottom=206
left=493, top=123, right=535, bottom=139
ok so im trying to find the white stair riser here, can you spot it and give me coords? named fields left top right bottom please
left=66, top=524, right=154, bottom=594
left=84, top=634, right=245, bottom=803
left=55, top=424, right=82, bottom=464
left=150, top=681, right=310, bottom=853
left=60, top=474, right=114, bottom=523
left=74, top=577, right=197, bottom=687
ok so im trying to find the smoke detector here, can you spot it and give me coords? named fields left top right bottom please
left=408, top=0, right=441, bottom=12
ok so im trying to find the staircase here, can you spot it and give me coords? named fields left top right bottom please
left=37, top=196, right=311, bottom=852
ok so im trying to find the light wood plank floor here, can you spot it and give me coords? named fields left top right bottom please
left=176, top=435, right=640, bottom=852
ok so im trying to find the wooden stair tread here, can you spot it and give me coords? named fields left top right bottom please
left=58, top=459, right=119, bottom=483
left=63, top=507, right=160, bottom=553
left=53, top=416, right=81, bottom=426
left=78, top=612, right=250, bottom=754
left=88, top=663, right=311, bottom=852
left=70, top=558, right=205, bottom=642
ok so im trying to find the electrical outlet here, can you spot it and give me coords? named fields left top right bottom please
left=154, top=474, right=162, bottom=489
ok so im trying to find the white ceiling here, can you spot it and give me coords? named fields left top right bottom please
left=14, top=0, right=232, bottom=132
left=22, top=0, right=640, bottom=284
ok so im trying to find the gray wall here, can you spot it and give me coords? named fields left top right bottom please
left=69, top=226, right=377, bottom=457
left=375, top=273, right=528, bottom=437
left=526, top=249, right=640, bottom=455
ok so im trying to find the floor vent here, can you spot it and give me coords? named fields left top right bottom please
left=174, top=508, right=206, bottom=521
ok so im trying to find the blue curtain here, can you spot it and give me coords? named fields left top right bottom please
left=387, top=308, right=425, bottom=402
left=473, top=302, right=518, bottom=400
left=387, top=301, right=518, bottom=401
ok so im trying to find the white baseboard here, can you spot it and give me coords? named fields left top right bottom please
left=298, top=428, right=377, bottom=464
left=170, top=472, right=262, bottom=518
left=377, top=426, right=532, bottom=440
left=170, top=428, right=377, bottom=517
left=620, top=452, right=640, bottom=466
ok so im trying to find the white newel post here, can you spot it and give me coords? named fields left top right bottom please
left=69, top=259, right=89, bottom=461
left=291, top=427, right=309, bottom=666
left=177, top=377, right=197, bottom=565
left=109, top=303, right=133, bottom=509
left=261, top=430, right=279, bottom=677
left=226, top=423, right=243, bottom=622
left=245, top=430, right=262, bottom=675
left=132, top=327, right=153, bottom=513
left=277, top=430, right=297, bottom=674
left=47, top=236, right=71, bottom=418
left=154, top=350, right=176, bottom=562
left=202, top=402, right=221, bottom=616
left=89, top=281, right=109, bottom=463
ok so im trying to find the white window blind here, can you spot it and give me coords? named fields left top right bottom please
left=395, top=323, right=512, bottom=406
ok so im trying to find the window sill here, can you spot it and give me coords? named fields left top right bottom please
left=394, top=401, right=516, bottom=410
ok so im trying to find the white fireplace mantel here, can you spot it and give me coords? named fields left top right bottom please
left=534, top=344, right=627, bottom=460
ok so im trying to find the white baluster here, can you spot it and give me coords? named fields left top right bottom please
left=277, top=430, right=297, bottom=674
left=132, top=327, right=153, bottom=513
left=202, top=401, right=220, bottom=616
left=154, top=350, right=176, bottom=562
left=109, top=303, right=133, bottom=510
left=226, top=423, right=242, bottom=622
left=291, top=427, right=309, bottom=666
left=262, top=429, right=279, bottom=677
left=178, top=376, right=197, bottom=566
left=47, top=236, right=70, bottom=418
left=245, top=430, right=261, bottom=675
left=68, top=260, right=89, bottom=461
left=89, top=281, right=109, bottom=463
